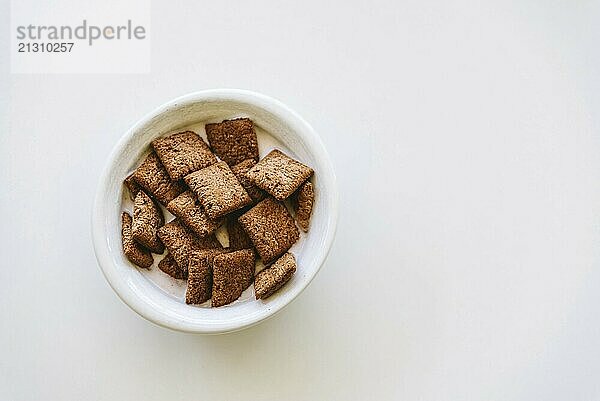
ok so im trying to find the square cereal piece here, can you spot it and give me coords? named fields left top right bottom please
left=205, top=118, right=259, bottom=166
left=211, top=249, right=255, bottom=307
left=294, top=181, right=314, bottom=232
left=132, top=151, right=186, bottom=206
left=121, top=212, right=153, bottom=269
left=185, top=249, right=226, bottom=305
left=238, top=198, right=299, bottom=264
left=158, top=219, right=222, bottom=275
left=124, top=173, right=142, bottom=200
left=158, top=253, right=186, bottom=279
left=132, top=191, right=165, bottom=253
left=255, top=252, right=297, bottom=299
left=184, top=161, right=252, bottom=219
left=231, top=159, right=266, bottom=202
left=227, top=216, right=253, bottom=250
left=167, top=191, right=224, bottom=238
left=246, top=149, right=313, bottom=201
left=151, top=131, right=217, bottom=180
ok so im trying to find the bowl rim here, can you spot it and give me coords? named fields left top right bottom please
left=91, top=89, right=338, bottom=334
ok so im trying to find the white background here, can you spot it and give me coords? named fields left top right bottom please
left=1, top=1, right=600, bottom=400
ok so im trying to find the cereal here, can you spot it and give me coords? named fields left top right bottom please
left=238, top=198, right=299, bottom=264
left=185, top=249, right=226, bottom=305
left=132, top=191, right=165, bottom=253
left=132, top=151, right=186, bottom=206
left=124, top=173, right=142, bottom=200
left=158, top=219, right=222, bottom=275
left=121, top=117, right=318, bottom=308
left=184, top=161, right=252, bottom=219
left=121, top=212, right=153, bottom=269
left=158, top=253, right=186, bottom=279
left=246, top=149, right=313, bottom=201
left=231, top=159, right=265, bottom=202
left=294, top=181, right=314, bottom=232
left=227, top=216, right=253, bottom=250
left=167, top=190, right=223, bottom=238
left=212, top=249, right=256, bottom=307
left=205, top=118, right=259, bottom=166
left=152, top=131, right=217, bottom=180
left=254, top=252, right=296, bottom=299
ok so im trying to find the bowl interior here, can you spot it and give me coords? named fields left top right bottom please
left=94, top=91, right=337, bottom=333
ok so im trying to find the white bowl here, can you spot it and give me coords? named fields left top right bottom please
left=91, top=89, right=338, bottom=334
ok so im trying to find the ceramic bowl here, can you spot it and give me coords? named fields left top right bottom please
left=92, top=89, right=338, bottom=334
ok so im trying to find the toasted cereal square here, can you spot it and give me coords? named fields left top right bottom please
left=152, top=131, right=217, bottom=180
left=227, top=216, right=253, bottom=251
left=205, top=118, right=259, bottom=166
left=231, top=159, right=265, bottom=202
left=246, top=149, right=313, bottom=201
left=132, top=151, right=186, bottom=206
left=132, top=191, right=165, bottom=253
left=124, top=173, right=142, bottom=200
left=184, top=161, right=252, bottom=219
left=238, top=198, right=299, bottom=264
left=254, top=252, right=297, bottom=299
left=167, top=191, right=223, bottom=238
left=294, top=181, right=314, bottom=232
left=121, top=212, right=153, bottom=269
left=158, top=219, right=222, bottom=275
left=185, top=249, right=226, bottom=305
left=211, top=249, right=255, bottom=307
left=158, top=253, right=186, bottom=279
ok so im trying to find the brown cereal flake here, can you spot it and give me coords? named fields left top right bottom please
left=246, top=149, right=313, bottom=201
left=152, top=131, right=217, bottom=180
left=158, top=253, right=186, bottom=279
left=254, top=252, right=296, bottom=299
left=231, top=159, right=266, bottom=202
left=227, top=216, right=253, bottom=251
left=238, top=198, right=299, bottom=264
left=294, top=181, right=314, bottom=232
left=184, top=161, right=252, bottom=219
left=205, top=118, right=259, bottom=166
left=167, top=190, right=223, bottom=238
left=185, top=249, right=226, bottom=305
left=124, top=173, right=142, bottom=200
left=132, top=191, right=165, bottom=253
left=212, top=249, right=256, bottom=307
left=157, top=219, right=222, bottom=276
left=121, top=212, right=153, bottom=269
left=132, top=151, right=186, bottom=206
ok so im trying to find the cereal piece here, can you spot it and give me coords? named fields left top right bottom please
left=238, top=198, right=299, bottom=264
left=121, top=212, right=153, bottom=269
left=184, top=161, right=252, bottom=219
left=254, top=252, right=297, bottom=299
left=132, top=191, right=165, bottom=253
left=294, top=181, right=314, bottom=232
left=158, top=219, right=222, bottom=275
left=246, top=149, right=313, bottom=201
left=132, top=151, right=186, bottom=206
left=124, top=173, right=142, bottom=200
left=227, top=216, right=253, bottom=250
left=231, top=159, right=265, bottom=202
left=158, top=253, right=186, bottom=279
left=167, top=191, right=223, bottom=238
left=152, top=131, right=217, bottom=180
left=211, top=249, right=255, bottom=307
left=185, top=249, right=226, bottom=304
left=205, top=118, right=259, bottom=166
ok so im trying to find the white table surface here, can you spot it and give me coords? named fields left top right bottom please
left=2, top=1, right=600, bottom=400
